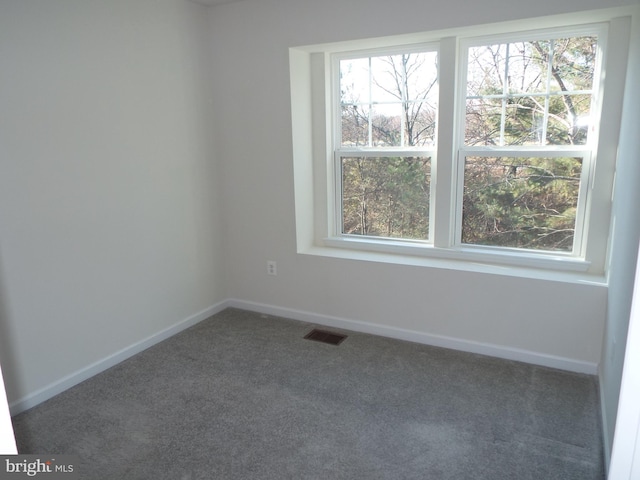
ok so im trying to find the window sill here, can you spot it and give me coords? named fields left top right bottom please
left=309, top=236, right=604, bottom=285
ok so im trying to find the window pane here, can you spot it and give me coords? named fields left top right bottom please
left=465, top=35, right=597, bottom=147
left=408, top=101, right=437, bottom=147
left=550, top=37, right=597, bottom=92
left=506, top=41, right=550, bottom=94
left=341, top=156, right=431, bottom=240
left=341, top=104, right=369, bottom=146
left=340, top=58, right=370, bottom=104
left=340, top=50, right=438, bottom=148
left=546, top=94, right=592, bottom=145
left=465, top=97, right=502, bottom=146
left=466, top=44, right=507, bottom=97
left=504, top=96, right=545, bottom=145
left=405, top=52, right=439, bottom=102
left=371, top=56, right=403, bottom=103
left=372, top=103, right=402, bottom=146
left=462, top=156, right=582, bottom=251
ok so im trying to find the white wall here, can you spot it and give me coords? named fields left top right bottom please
left=609, top=241, right=640, bottom=479
left=601, top=7, right=640, bottom=465
left=209, top=0, right=638, bottom=372
left=0, top=0, right=637, bottom=454
left=0, top=364, right=17, bottom=454
left=0, top=0, right=225, bottom=408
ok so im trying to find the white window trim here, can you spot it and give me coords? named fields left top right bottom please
left=454, top=147, right=595, bottom=260
left=290, top=8, right=634, bottom=280
left=332, top=45, right=439, bottom=243
left=452, top=24, right=608, bottom=262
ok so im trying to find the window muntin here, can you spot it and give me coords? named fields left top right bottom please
left=458, top=32, right=600, bottom=254
left=339, top=51, right=439, bottom=148
left=464, top=36, right=597, bottom=147
left=336, top=47, right=438, bottom=242
left=318, top=23, right=609, bottom=269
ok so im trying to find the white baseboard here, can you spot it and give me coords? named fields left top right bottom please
left=9, top=301, right=229, bottom=416
left=599, top=367, right=612, bottom=474
left=227, top=298, right=598, bottom=375
left=9, top=297, right=598, bottom=416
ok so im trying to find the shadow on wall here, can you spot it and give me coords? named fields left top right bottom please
left=0, top=245, right=20, bottom=408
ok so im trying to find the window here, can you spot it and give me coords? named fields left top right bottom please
left=458, top=32, right=599, bottom=254
left=290, top=13, right=630, bottom=275
left=337, top=48, right=438, bottom=240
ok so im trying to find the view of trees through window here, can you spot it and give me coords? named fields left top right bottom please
left=462, top=36, right=596, bottom=251
left=462, top=156, right=582, bottom=250
left=337, top=34, right=598, bottom=252
left=341, top=156, right=431, bottom=238
left=339, top=51, right=437, bottom=239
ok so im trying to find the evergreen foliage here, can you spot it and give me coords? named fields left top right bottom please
left=339, top=35, right=596, bottom=251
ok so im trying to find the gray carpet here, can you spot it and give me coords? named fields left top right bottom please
left=12, top=308, right=604, bottom=479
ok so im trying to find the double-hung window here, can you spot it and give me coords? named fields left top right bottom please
left=336, top=47, right=438, bottom=241
left=458, top=28, right=601, bottom=256
left=291, top=13, right=628, bottom=275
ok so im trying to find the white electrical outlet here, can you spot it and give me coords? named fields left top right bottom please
left=267, top=260, right=277, bottom=276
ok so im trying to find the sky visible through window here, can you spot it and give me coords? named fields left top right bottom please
left=339, top=51, right=439, bottom=148
left=335, top=34, right=600, bottom=252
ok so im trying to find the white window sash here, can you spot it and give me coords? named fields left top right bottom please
left=452, top=148, right=593, bottom=257
left=314, top=18, right=616, bottom=272
left=333, top=150, right=436, bottom=239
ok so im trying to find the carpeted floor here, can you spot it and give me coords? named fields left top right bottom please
left=12, top=308, right=604, bottom=479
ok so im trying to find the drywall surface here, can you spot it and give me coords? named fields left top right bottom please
left=601, top=10, right=640, bottom=465
left=0, top=0, right=224, bottom=406
left=0, top=364, right=16, bottom=454
left=209, top=0, right=637, bottom=369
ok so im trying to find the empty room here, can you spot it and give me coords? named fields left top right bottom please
left=1, top=0, right=639, bottom=478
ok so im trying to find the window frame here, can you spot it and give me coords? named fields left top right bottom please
left=452, top=25, right=607, bottom=258
left=331, top=45, right=440, bottom=242
left=454, top=148, right=594, bottom=258
left=289, top=11, right=633, bottom=277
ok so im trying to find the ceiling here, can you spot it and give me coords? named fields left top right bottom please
left=189, top=0, right=244, bottom=6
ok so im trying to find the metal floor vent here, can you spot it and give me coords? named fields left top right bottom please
left=304, top=329, right=347, bottom=346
